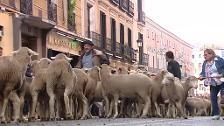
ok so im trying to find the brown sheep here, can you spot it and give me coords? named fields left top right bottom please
left=0, top=47, right=38, bottom=123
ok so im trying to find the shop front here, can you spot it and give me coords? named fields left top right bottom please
left=47, top=30, right=82, bottom=67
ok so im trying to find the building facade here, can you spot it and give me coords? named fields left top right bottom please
left=1, top=0, right=194, bottom=72
left=0, top=0, right=83, bottom=66
left=143, top=17, right=194, bottom=76
left=80, top=0, right=144, bottom=69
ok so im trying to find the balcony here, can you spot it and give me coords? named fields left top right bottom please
left=48, top=1, right=57, bottom=23
left=110, top=0, right=119, bottom=6
left=119, top=0, right=128, bottom=12
left=0, top=0, right=16, bottom=8
left=128, top=0, right=134, bottom=16
left=138, top=11, right=145, bottom=24
left=20, top=0, right=33, bottom=15
left=90, top=31, right=137, bottom=61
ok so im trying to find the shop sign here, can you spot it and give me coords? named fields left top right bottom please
left=47, top=32, right=81, bottom=53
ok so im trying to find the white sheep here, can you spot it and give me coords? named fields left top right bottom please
left=0, top=47, right=38, bottom=123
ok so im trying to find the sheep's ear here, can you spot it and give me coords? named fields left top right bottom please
left=51, top=57, right=56, bottom=60
left=11, top=50, right=18, bottom=56
left=28, top=49, right=39, bottom=56
left=66, top=57, right=72, bottom=61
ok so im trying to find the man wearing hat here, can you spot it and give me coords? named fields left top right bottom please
left=76, top=40, right=109, bottom=69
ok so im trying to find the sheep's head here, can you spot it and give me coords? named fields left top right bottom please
left=12, top=47, right=39, bottom=63
left=51, top=53, right=72, bottom=62
left=39, top=58, right=52, bottom=68
left=185, top=76, right=198, bottom=89
left=88, top=66, right=101, bottom=81
left=154, top=69, right=169, bottom=80
left=161, top=71, right=175, bottom=86
left=29, top=60, right=40, bottom=72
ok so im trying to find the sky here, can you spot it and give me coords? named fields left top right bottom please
left=144, top=0, right=224, bottom=48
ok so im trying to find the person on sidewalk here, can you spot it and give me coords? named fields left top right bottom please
left=198, top=48, right=224, bottom=120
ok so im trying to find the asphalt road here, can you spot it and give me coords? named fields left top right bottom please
left=2, top=117, right=224, bottom=126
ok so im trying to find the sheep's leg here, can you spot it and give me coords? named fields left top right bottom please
left=30, top=92, right=38, bottom=121
left=9, top=92, right=20, bottom=123
left=69, top=96, right=74, bottom=119
left=108, top=98, right=114, bottom=118
left=175, top=102, right=187, bottom=119
left=80, top=94, right=88, bottom=120
left=55, top=97, right=60, bottom=120
left=0, top=86, right=12, bottom=123
left=46, top=88, right=55, bottom=120
left=112, top=94, right=119, bottom=119
left=104, top=96, right=110, bottom=118
left=154, top=102, right=162, bottom=117
left=64, top=89, right=72, bottom=120
left=19, top=96, right=25, bottom=122
left=141, top=96, right=151, bottom=118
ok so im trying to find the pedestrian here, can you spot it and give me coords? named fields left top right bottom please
left=198, top=48, right=224, bottom=120
left=0, top=46, right=3, bottom=56
left=165, top=51, right=182, bottom=79
left=76, top=40, right=109, bottom=69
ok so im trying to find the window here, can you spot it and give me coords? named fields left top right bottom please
left=111, top=18, right=116, bottom=51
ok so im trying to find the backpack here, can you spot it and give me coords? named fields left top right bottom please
left=100, top=52, right=110, bottom=65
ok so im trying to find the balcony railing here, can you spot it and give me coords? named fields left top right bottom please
left=119, top=0, right=128, bottom=12
left=110, top=0, right=119, bottom=6
left=20, top=0, right=33, bottom=15
left=128, top=0, right=134, bottom=16
left=0, top=0, right=16, bottom=8
left=68, top=13, right=76, bottom=32
left=138, top=11, right=145, bottom=24
left=48, top=1, right=57, bottom=23
left=90, top=31, right=137, bottom=61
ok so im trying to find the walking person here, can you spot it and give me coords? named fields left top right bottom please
left=198, top=48, right=224, bottom=120
left=165, top=51, right=182, bottom=79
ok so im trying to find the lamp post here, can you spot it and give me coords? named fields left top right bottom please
left=137, top=39, right=143, bottom=65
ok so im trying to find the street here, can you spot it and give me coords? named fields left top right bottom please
left=3, top=117, right=224, bottom=126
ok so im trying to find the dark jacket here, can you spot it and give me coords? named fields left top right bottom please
left=200, top=56, right=224, bottom=77
left=167, top=60, right=182, bottom=79
left=76, top=49, right=109, bottom=68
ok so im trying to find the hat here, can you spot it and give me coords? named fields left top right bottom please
left=83, top=40, right=94, bottom=46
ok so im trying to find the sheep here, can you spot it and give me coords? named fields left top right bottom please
left=72, top=68, right=89, bottom=120
left=185, top=97, right=211, bottom=116
left=46, top=53, right=74, bottom=120
left=150, top=70, right=170, bottom=117
left=162, top=73, right=198, bottom=119
left=100, top=64, right=153, bottom=118
left=28, top=58, right=52, bottom=121
left=0, top=47, right=38, bottom=123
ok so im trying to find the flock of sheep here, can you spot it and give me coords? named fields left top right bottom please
left=0, top=47, right=214, bottom=124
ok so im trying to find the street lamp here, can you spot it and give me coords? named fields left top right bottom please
left=137, top=39, right=143, bottom=65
